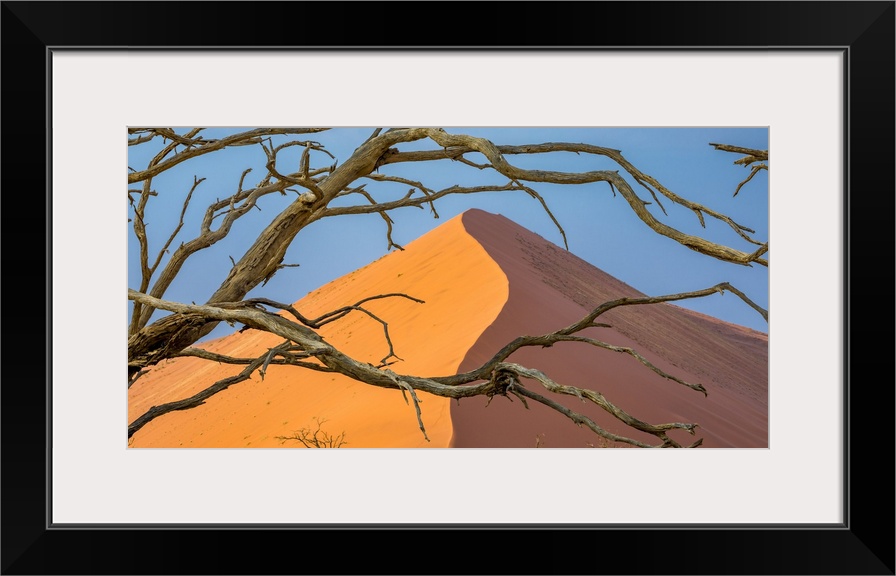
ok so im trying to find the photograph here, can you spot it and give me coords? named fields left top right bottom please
left=127, top=127, right=769, bottom=449
left=4, top=0, right=890, bottom=571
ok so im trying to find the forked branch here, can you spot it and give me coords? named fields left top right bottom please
left=128, top=280, right=763, bottom=446
left=710, top=142, right=769, bottom=197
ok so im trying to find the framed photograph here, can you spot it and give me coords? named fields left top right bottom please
left=3, top=2, right=892, bottom=574
left=124, top=124, right=772, bottom=454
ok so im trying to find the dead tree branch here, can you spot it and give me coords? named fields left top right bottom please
left=128, top=278, right=762, bottom=446
left=128, top=128, right=329, bottom=184
left=379, top=137, right=767, bottom=252
left=128, top=128, right=769, bottom=447
left=710, top=142, right=769, bottom=197
left=276, top=417, right=348, bottom=448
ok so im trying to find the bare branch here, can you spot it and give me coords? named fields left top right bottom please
left=128, top=176, right=154, bottom=334
left=149, top=176, right=205, bottom=276
left=364, top=173, right=440, bottom=217
left=240, top=293, right=424, bottom=365
left=511, top=385, right=657, bottom=448
left=439, top=282, right=766, bottom=390
left=126, top=287, right=726, bottom=446
left=510, top=179, right=569, bottom=250
left=733, top=164, right=768, bottom=197
left=276, top=417, right=348, bottom=448
left=383, top=369, right=430, bottom=442
left=175, top=347, right=332, bottom=372
left=568, top=282, right=768, bottom=331
left=432, top=133, right=765, bottom=262
left=546, top=335, right=707, bottom=395
left=381, top=137, right=767, bottom=253
left=322, top=183, right=526, bottom=219
left=260, top=138, right=328, bottom=201
left=238, top=293, right=425, bottom=329
left=501, top=364, right=699, bottom=446
left=710, top=143, right=769, bottom=197
left=709, top=142, right=769, bottom=164
left=338, top=184, right=407, bottom=250
left=129, top=353, right=268, bottom=438
left=134, top=172, right=306, bottom=331
left=128, top=128, right=330, bottom=184
left=128, top=132, right=157, bottom=146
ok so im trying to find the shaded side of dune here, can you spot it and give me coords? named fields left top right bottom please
left=450, top=209, right=768, bottom=448
left=128, top=213, right=509, bottom=448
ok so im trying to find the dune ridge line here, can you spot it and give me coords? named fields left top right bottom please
left=128, top=211, right=509, bottom=448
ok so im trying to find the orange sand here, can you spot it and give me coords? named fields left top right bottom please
left=129, top=209, right=768, bottom=449
left=128, top=213, right=508, bottom=447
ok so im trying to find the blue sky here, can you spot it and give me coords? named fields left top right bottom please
left=128, top=127, right=769, bottom=341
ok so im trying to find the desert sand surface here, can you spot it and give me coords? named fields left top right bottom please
left=129, top=209, right=768, bottom=448
left=128, top=212, right=508, bottom=447
left=450, top=209, right=768, bottom=448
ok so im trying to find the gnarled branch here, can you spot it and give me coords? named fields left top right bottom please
left=127, top=279, right=762, bottom=446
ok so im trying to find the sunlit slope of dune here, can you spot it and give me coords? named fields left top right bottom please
left=130, top=209, right=767, bottom=449
left=128, top=212, right=509, bottom=447
left=451, top=209, right=768, bottom=448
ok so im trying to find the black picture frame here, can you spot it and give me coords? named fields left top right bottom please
left=2, top=2, right=893, bottom=574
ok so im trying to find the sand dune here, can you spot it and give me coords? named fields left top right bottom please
left=129, top=209, right=767, bottom=448
left=451, top=209, right=768, bottom=448
left=128, top=213, right=508, bottom=447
